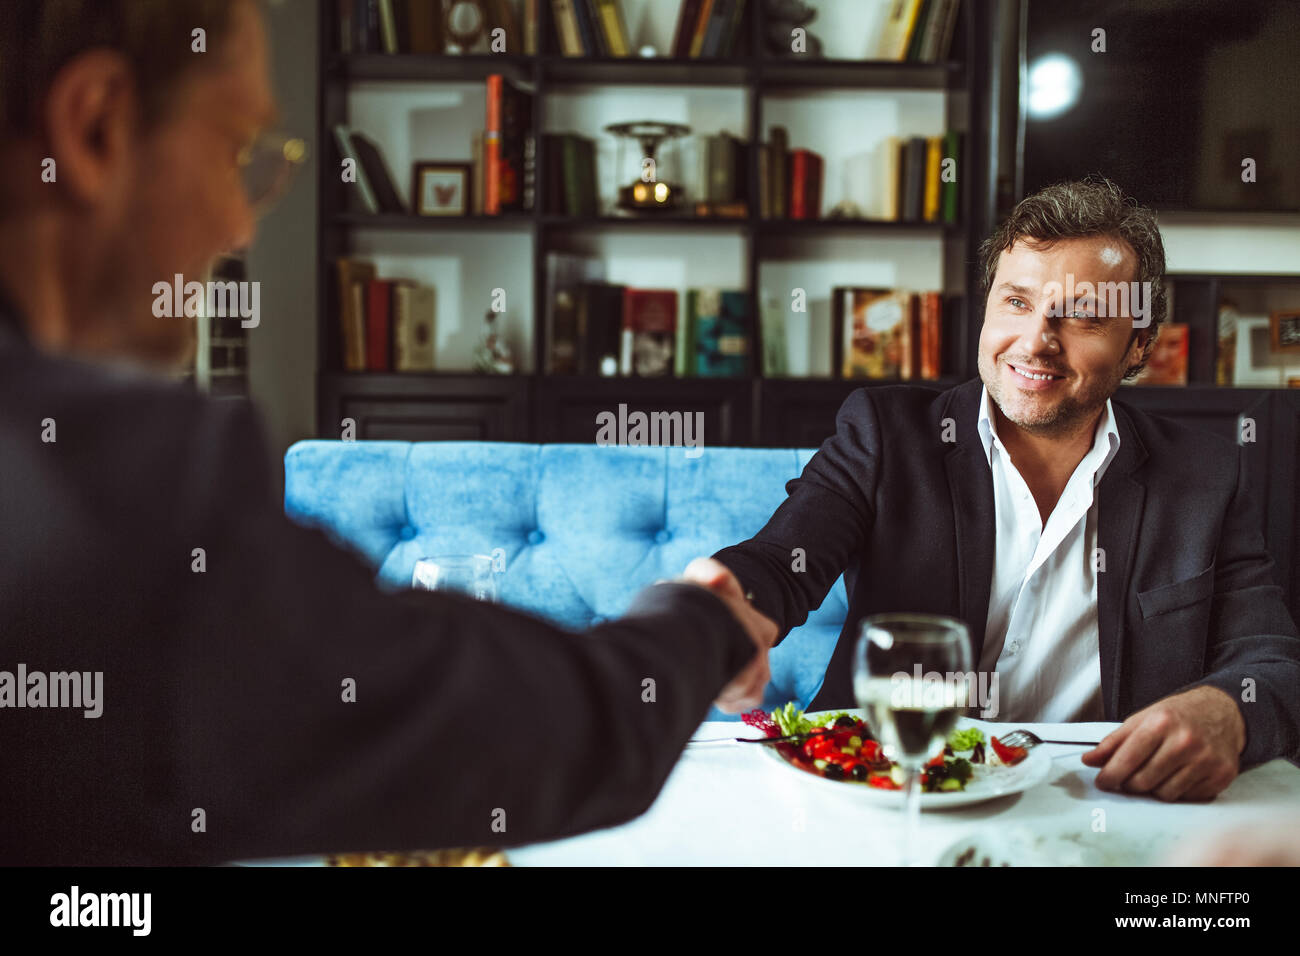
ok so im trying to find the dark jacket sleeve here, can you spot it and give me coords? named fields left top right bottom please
left=169, top=401, right=756, bottom=864
left=711, top=387, right=878, bottom=645
left=1177, top=445, right=1300, bottom=771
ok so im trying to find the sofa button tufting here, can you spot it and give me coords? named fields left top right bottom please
left=398, top=525, right=416, bottom=541
left=654, top=529, right=672, bottom=543
left=526, top=529, right=545, bottom=545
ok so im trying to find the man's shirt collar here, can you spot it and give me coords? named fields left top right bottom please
left=976, top=382, right=1121, bottom=488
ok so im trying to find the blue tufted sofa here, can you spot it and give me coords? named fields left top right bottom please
left=283, top=442, right=847, bottom=719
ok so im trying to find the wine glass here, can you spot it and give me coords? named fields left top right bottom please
left=412, top=554, right=499, bottom=602
left=853, top=613, right=972, bottom=866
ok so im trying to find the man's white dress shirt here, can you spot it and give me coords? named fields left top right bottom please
left=974, top=384, right=1121, bottom=722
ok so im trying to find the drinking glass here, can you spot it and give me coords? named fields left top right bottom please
left=853, top=613, right=972, bottom=866
left=412, top=554, right=499, bottom=602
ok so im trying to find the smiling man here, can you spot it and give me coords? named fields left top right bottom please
left=710, top=178, right=1300, bottom=801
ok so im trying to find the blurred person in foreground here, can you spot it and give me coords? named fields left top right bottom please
left=710, top=178, right=1300, bottom=802
left=0, top=0, right=775, bottom=865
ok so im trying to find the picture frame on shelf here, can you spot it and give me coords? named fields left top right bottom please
left=1234, top=316, right=1300, bottom=387
left=1271, top=309, right=1300, bottom=353
left=413, top=162, right=472, bottom=216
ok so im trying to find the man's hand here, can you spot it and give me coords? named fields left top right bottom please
left=1080, top=685, right=1246, bottom=801
left=681, top=557, right=778, bottom=714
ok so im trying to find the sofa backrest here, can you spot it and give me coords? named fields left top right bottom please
left=283, top=441, right=846, bottom=718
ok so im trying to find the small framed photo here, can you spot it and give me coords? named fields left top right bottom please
left=1270, top=309, right=1300, bottom=353
left=413, top=162, right=471, bottom=217
left=1235, top=315, right=1300, bottom=386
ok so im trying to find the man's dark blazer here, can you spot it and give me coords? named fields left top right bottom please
left=0, top=298, right=754, bottom=865
left=715, top=379, right=1300, bottom=770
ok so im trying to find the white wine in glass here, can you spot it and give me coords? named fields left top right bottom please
left=853, top=613, right=972, bottom=866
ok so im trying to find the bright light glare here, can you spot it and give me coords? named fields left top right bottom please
left=1027, top=54, right=1082, bottom=119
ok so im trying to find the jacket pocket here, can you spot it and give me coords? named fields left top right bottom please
left=1137, top=562, right=1216, bottom=619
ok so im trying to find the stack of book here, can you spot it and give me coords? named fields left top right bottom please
left=832, top=287, right=944, bottom=380
left=546, top=254, right=752, bottom=377
left=339, top=0, right=536, bottom=55
left=881, top=132, right=962, bottom=223
left=334, top=258, right=438, bottom=372
left=540, top=134, right=599, bottom=216
left=669, top=0, right=749, bottom=58
left=485, top=74, right=536, bottom=215
left=876, top=0, right=963, bottom=62
left=755, top=128, right=822, bottom=220
left=550, top=0, right=634, bottom=56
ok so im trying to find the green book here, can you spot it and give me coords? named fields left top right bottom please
left=941, top=129, right=961, bottom=224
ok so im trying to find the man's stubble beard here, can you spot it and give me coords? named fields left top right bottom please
left=978, top=351, right=1125, bottom=440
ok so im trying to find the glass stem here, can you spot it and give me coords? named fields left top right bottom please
left=901, top=763, right=923, bottom=866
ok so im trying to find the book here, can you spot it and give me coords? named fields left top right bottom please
left=917, top=0, right=951, bottom=62
left=836, top=287, right=912, bottom=379
left=923, top=135, right=943, bottom=222
left=877, top=0, right=923, bottom=60
left=722, top=0, right=748, bottom=56
left=881, top=135, right=901, bottom=220
left=1133, top=323, right=1189, bottom=385
left=904, top=0, right=933, bottom=62
left=788, top=148, right=823, bottom=220
left=349, top=131, right=407, bottom=212
left=524, top=0, right=538, bottom=54
left=700, top=0, right=732, bottom=57
left=394, top=283, right=437, bottom=371
left=623, top=289, right=678, bottom=376
left=570, top=0, right=598, bottom=55
left=332, top=124, right=379, bottom=213
left=936, top=0, right=962, bottom=61
left=551, top=0, right=583, bottom=55
left=335, top=258, right=376, bottom=371
left=760, top=288, right=788, bottom=376
left=918, top=291, right=943, bottom=379
left=544, top=253, right=605, bottom=373
left=594, top=0, right=631, bottom=56
left=672, top=0, right=705, bottom=57
left=378, top=0, right=398, bottom=53
left=485, top=75, right=534, bottom=214
left=689, top=0, right=716, bottom=58
left=582, top=0, right=607, bottom=55
left=339, top=0, right=353, bottom=53
left=407, top=0, right=444, bottom=53
left=757, top=143, right=771, bottom=219
left=365, top=278, right=392, bottom=371
left=769, top=126, right=789, bottom=219
left=902, top=136, right=926, bottom=221
left=940, top=129, right=961, bottom=223
left=694, top=288, right=749, bottom=377
left=485, top=0, right=521, bottom=52
left=578, top=281, right=627, bottom=375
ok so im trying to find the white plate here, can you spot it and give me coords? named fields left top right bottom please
left=756, top=712, right=1053, bottom=811
left=934, top=825, right=1172, bottom=866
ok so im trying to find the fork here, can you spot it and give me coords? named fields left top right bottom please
left=996, top=729, right=1100, bottom=750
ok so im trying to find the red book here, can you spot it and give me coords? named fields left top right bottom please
left=485, top=74, right=502, bottom=215
left=365, top=278, right=392, bottom=371
left=621, top=288, right=677, bottom=376
left=919, top=291, right=943, bottom=379
left=788, top=149, right=823, bottom=219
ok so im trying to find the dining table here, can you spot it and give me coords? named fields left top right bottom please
left=505, top=717, right=1300, bottom=866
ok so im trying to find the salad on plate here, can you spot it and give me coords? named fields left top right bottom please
left=744, top=702, right=1029, bottom=792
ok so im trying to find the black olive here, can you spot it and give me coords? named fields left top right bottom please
left=851, top=764, right=869, bottom=781
left=835, top=715, right=856, bottom=727
left=822, top=763, right=845, bottom=780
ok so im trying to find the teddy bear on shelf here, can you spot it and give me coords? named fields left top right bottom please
left=765, top=0, right=824, bottom=58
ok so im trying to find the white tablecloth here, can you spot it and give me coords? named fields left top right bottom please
left=508, top=720, right=1300, bottom=866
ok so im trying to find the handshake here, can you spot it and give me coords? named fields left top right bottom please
left=678, top=557, right=780, bottom=714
